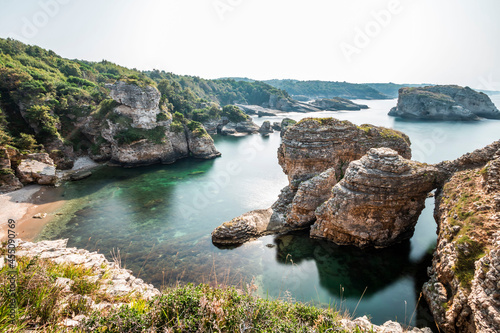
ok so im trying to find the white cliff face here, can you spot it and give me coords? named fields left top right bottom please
left=94, top=81, right=220, bottom=166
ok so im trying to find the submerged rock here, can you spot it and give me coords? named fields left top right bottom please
left=311, top=148, right=442, bottom=248
left=389, top=85, right=500, bottom=120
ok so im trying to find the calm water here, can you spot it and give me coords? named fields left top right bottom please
left=38, top=97, right=500, bottom=328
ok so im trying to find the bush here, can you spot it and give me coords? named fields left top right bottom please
left=187, top=120, right=208, bottom=138
left=221, top=105, right=249, bottom=123
left=114, top=126, right=166, bottom=145
left=25, top=105, right=60, bottom=139
left=16, top=133, right=38, bottom=150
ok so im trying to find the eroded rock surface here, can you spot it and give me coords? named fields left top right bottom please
left=311, top=148, right=442, bottom=248
left=278, top=118, right=411, bottom=184
left=16, top=153, right=56, bottom=185
left=311, top=98, right=368, bottom=111
left=423, top=152, right=500, bottom=333
left=86, top=81, right=220, bottom=166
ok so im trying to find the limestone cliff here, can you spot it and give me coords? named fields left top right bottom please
left=311, top=148, right=442, bottom=248
left=423, top=147, right=500, bottom=333
left=389, top=85, right=500, bottom=121
left=85, top=81, right=220, bottom=167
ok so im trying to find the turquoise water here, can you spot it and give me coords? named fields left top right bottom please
left=39, top=97, right=500, bottom=328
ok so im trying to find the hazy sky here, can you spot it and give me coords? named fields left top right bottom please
left=1, top=0, right=499, bottom=89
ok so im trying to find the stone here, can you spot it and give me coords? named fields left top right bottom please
left=311, top=148, right=441, bottom=248
left=16, top=156, right=56, bottom=185
left=220, top=120, right=260, bottom=135
left=389, top=85, right=500, bottom=120
left=280, top=118, right=297, bottom=137
left=211, top=208, right=281, bottom=245
left=69, top=170, right=92, bottom=181
left=258, top=121, right=274, bottom=134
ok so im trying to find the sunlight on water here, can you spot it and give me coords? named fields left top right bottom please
left=38, top=97, right=499, bottom=327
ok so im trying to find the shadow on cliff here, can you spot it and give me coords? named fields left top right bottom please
left=271, top=230, right=431, bottom=299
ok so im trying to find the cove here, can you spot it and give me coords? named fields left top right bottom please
left=37, top=97, right=500, bottom=328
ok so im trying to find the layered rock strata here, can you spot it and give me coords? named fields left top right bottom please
left=212, top=118, right=412, bottom=245
left=423, top=150, right=500, bottom=333
left=389, top=85, right=500, bottom=120
left=278, top=118, right=411, bottom=184
left=311, top=148, right=442, bottom=248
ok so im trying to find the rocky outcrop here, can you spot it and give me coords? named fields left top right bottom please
left=212, top=118, right=412, bottom=245
left=311, top=98, right=368, bottom=111
left=423, top=150, right=500, bottom=333
left=220, top=120, right=260, bottom=135
left=389, top=85, right=500, bottom=120
left=311, top=148, right=442, bottom=248
left=278, top=118, right=411, bottom=184
left=258, top=121, right=273, bottom=134
left=16, top=153, right=56, bottom=185
left=211, top=208, right=281, bottom=245
left=280, top=118, right=296, bottom=137
left=86, top=81, right=220, bottom=167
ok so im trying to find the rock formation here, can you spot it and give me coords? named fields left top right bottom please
left=16, top=153, right=57, bottom=185
left=389, top=85, right=500, bottom=121
left=85, top=81, right=220, bottom=167
left=278, top=118, right=411, bottom=184
left=219, top=120, right=260, bottom=135
left=258, top=121, right=274, bottom=134
left=311, top=148, right=442, bottom=248
left=212, top=118, right=412, bottom=245
left=311, top=98, right=368, bottom=111
left=280, top=118, right=296, bottom=137
left=423, top=146, right=500, bottom=333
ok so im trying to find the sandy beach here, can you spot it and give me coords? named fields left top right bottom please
left=0, top=185, right=66, bottom=242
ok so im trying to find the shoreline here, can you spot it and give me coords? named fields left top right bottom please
left=0, top=185, right=66, bottom=242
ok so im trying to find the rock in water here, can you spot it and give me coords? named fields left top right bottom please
left=311, top=98, right=368, bottom=111
left=389, top=85, right=500, bottom=120
left=311, top=148, right=441, bottom=248
left=258, top=121, right=274, bottom=134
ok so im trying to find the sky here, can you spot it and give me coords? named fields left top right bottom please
left=0, top=0, right=499, bottom=90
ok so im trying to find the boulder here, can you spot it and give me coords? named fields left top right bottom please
left=258, top=121, right=274, bottom=134
left=16, top=154, right=56, bottom=185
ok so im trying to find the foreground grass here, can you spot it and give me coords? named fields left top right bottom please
left=0, top=255, right=369, bottom=333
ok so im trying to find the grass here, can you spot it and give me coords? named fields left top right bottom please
left=454, top=236, right=486, bottom=288
left=0, top=252, right=375, bottom=332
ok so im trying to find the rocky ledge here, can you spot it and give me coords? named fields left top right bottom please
left=389, top=85, right=500, bottom=121
left=4, top=239, right=160, bottom=328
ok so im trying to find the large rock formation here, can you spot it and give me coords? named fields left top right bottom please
left=389, top=85, right=500, bottom=121
left=311, top=148, right=442, bottom=248
left=278, top=118, right=411, bottom=184
left=212, top=118, right=412, bottom=245
left=85, top=81, right=220, bottom=167
left=423, top=147, right=500, bottom=333
left=15, top=153, right=56, bottom=185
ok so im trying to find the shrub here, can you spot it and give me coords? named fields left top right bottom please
left=221, top=105, right=249, bottom=123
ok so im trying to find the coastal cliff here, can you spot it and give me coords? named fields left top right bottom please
left=423, top=144, right=500, bottom=333
left=389, top=85, right=500, bottom=120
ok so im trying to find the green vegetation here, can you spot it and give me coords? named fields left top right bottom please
left=114, top=126, right=167, bottom=145
left=221, top=105, right=249, bottom=123
left=263, top=79, right=388, bottom=100
left=454, top=235, right=486, bottom=288
left=187, top=120, right=209, bottom=138
left=0, top=253, right=370, bottom=333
